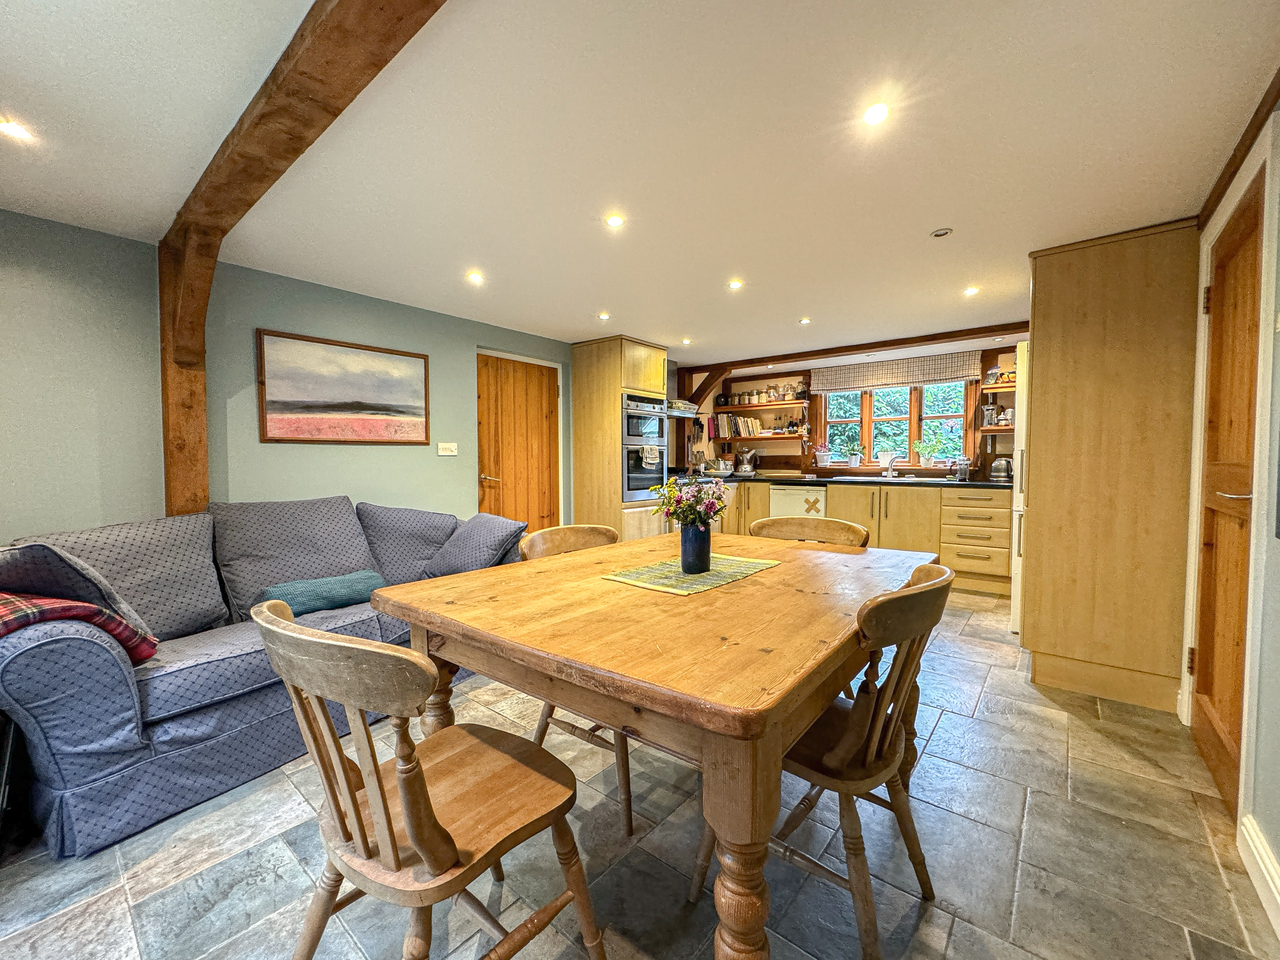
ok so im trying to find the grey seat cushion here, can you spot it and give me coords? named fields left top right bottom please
left=356, top=502, right=459, bottom=585
left=208, top=496, right=378, bottom=621
left=134, top=602, right=405, bottom=721
left=14, top=515, right=228, bottom=640
left=424, top=513, right=527, bottom=578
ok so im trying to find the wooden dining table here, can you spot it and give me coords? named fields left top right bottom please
left=372, top=532, right=937, bottom=960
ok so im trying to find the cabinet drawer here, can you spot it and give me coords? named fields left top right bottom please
left=942, top=488, right=1012, bottom=509
left=941, top=543, right=1010, bottom=577
left=941, top=506, right=1011, bottom=528
left=941, top=524, right=1011, bottom=549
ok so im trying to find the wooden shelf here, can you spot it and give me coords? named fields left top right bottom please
left=981, top=381, right=1016, bottom=393
left=715, top=400, right=809, bottom=413
left=978, top=425, right=1014, bottom=434
left=714, top=433, right=807, bottom=442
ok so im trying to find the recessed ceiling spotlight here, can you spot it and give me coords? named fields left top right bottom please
left=727, top=278, right=743, bottom=290
left=930, top=227, right=953, bottom=238
left=767, top=364, right=774, bottom=369
left=799, top=317, right=811, bottom=325
left=994, top=337, right=1004, bottom=342
left=0, top=121, right=33, bottom=140
left=598, top=313, right=610, bottom=321
left=466, top=270, right=484, bottom=285
left=863, top=103, right=889, bottom=125
left=963, top=286, right=979, bottom=297
left=682, top=338, right=691, bottom=345
left=604, top=213, right=625, bottom=228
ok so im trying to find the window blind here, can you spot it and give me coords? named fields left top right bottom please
left=809, top=351, right=983, bottom=393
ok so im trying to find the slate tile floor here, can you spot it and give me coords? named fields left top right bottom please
left=2, top=594, right=1277, bottom=960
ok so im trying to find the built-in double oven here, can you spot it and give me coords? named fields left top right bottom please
left=622, top=394, right=668, bottom=502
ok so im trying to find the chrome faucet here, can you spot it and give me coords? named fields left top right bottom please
left=882, top=455, right=908, bottom=479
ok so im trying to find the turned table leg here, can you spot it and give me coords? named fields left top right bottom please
left=410, top=625, right=457, bottom=738
left=702, top=736, right=782, bottom=960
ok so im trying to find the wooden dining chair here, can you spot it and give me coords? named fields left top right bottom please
left=251, top=600, right=607, bottom=960
left=517, top=525, right=638, bottom=835
left=688, top=563, right=953, bottom=960
left=749, top=515, right=870, bottom=547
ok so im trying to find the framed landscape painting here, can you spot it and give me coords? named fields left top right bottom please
left=256, top=329, right=429, bottom=444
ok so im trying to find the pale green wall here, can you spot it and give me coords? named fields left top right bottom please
left=0, top=210, right=164, bottom=543
left=204, top=262, right=573, bottom=519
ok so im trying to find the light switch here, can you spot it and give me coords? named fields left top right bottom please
left=438, top=442, right=458, bottom=456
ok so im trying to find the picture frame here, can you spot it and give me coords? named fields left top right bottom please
left=255, top=328, right=430, bottom=445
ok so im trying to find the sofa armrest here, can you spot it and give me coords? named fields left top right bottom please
left=0, top=621, right=149, bottom=791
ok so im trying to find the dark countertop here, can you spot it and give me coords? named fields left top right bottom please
left=681, top=474, right=1013, bottom=490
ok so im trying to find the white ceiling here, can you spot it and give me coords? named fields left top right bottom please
left=4, top=2, right=1279, bottom=365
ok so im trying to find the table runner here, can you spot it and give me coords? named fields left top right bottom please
left=602, top=553, right=780, bottom=596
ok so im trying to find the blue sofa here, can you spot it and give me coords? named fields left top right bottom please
left=0, top=496, right=526, bottom=859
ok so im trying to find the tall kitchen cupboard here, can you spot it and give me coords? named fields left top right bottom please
left=1022, top=219, right=1198, bottom=711
left=572, top=336, right=668, bottom=537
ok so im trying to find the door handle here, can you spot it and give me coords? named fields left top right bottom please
left=1216, top=492, right=1252, bottom=500
left=1016, top=513, right=1024, bottom=558
left=957, top=514, right=994, bottom=521
left=957, top=495, right=993, bottom=501
left=870, top=490, right=876, bottom=517
left=480, top=474, right=502, bottom=483
left=883, top=491, right=889, bottom=518
left=956, top=533, right=992, bottom=540
left=1018, top=450, right=1025, bottom=495
left=957, top=552, right=992, bottom=560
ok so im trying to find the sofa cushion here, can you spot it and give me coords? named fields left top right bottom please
left=424, top=514, right=528, bottom=578
left=356, top=502, right=459, bottom=585
left=208, top=496, right=378, bottom=621
left=0, top=543, right=149, bottom=633
left=14, top=515, right=227, bottom=641
left=261, top=570, right=386, bottom=617
left=134, top=601, right=401, bottom=722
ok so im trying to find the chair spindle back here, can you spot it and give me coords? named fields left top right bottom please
left=251, top=600, right=460, bottom=877
left=519, top=524, right=619, bottom=560
left=822, top=564, right=953, bottom=771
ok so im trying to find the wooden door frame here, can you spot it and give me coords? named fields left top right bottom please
left=476, top=350, right=567, bottom=525
left=1179, top=119, right=1277, bottom=827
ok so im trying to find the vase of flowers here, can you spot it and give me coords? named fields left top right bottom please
left=650, top=477, right=729, bottom=574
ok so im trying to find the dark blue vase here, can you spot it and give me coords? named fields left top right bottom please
left=680, top=523, right=712, bottom=574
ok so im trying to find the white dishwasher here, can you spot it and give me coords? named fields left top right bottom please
left=769, top=485, right=826, bottom=517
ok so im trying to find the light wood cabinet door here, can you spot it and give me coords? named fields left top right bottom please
left=622, top=505, right=666, bottom=541
left=877, top=487, right=941, bottom=554
left=825, top=485, right=880, bottom=547
left=720, top=482, right=740, bottom=535
left=621, top=340, right=667, bottom=395
left=740, top=481, right=770, bottom=534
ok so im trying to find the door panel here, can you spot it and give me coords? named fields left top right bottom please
left=878, top=487, right=941, bottom=553
left=1193, top=167, right=1264, bottom=816
left=477, top=355, right=560, bottom=532
left=826, top=485, right=880, bottom=546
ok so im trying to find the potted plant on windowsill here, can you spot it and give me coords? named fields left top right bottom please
left=913, top=437, right=944, bottom=468
left=812, top=442, right=832, bottom=468
left=650, top=478, right=729, bottom=574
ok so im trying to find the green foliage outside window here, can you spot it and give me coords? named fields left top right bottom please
left=872, top=420, right=909, bottom=458
left=872, top=387, right=909, bottom=418
left=923, top=381, right=964, bottom=416
left=825, top=391, right=860, bottom=420
left=921, top=418, right=964, bottom=459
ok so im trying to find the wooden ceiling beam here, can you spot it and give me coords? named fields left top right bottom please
left=679, top=321, right=1030, bottom=375
left=687, top=366, right=732, bottom=406
left=157, top=0, right=450, bottom=513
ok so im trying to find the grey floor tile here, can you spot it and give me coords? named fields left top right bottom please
left=446, top=899, right=586, bottom=960
left=1068, top=757, right=1206, bottom=843
left=982, top=668, right=1099, bottom=721
left=191, top=895, right=362, bottom=960
left=587, top=743, right=700, bottom=824
left=1194, top=794, right=1245, bottom=873
left=117, top=768, right=312, bottom=903
left=972, top=692, right=1068, bottom=737
left=1068, top=715, right=1219, bottom=797
left=917, top=670, right=984, bottom=717
left=490, top=691, right=547, bottom=729
left=1019, top=791, right=1242, bottom=947
left=0, top=843, right=120, bottom=940
left=822, top=795, right=1017, bottom=939
left=773, top=873, right=953, bottom=960
left=465, top=681, right=520, bottom=708
left=453, top=673, right=497, bottom=698
left=928, top=636, right=1020, bottom=670
left=130, top=837, right=313, bottom=960
left=959, top=618, right=1020, bottom=648
left=939, top=608, right=975, bottom=636
left=945, top=918, right=1035, bottom=959
left=920, top=652, right=993, bottom=686
left=279, top=818, right=326, bottom=883
left=924, top=713, right=1067, bottom=796
left=0, top=886, right=139, bottom=959
left=453, top=695, right=530, bottom=736
left=539, top=727, right=615, bottom=782
left=1011, top=862, right=1191, bottom=960
left=1097, top=698, right=1187, bottom=735
left=913, top=704, right=944, bottom=742
left=1187, top=931, right=1253, bottom=960
left=638, top=794, right=708, bottom=876
left=780, top=770, right=843, bottom=832
left=907, top=755, right=1027, bottom=838
left=947, top=594, right=999, bottom=613
left=767, top=929, right=822, bottom=960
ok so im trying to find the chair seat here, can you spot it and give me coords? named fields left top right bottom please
left=782, top=700, right=906, bottom=793
left=322, top=723, right=577, bottom=905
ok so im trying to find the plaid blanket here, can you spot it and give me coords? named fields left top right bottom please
left=0, top=592, right=157, bottom=664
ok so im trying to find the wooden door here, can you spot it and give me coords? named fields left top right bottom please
left=877, top=487, right=940, bottom=554
left=1193, top=169, right=1265, bottom=814
left=477, top=354, right=560, bottom=533
left=827, top=484, right=880, bottom=547
left=740, top=482, right=770, bottom=533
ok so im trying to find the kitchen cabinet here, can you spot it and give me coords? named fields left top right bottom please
left=621, top=339, right=667, bottom=396
left=876, top=487, right=940, bottom=554
left=770, top=485, right=825, bottom=518
left=622, top=505, right=666, bottom=541
left=740, top=481, right=770, bottom=535
left=716, top=482, right=739, bottom=534
left=826, top=485, right=881, bottom=547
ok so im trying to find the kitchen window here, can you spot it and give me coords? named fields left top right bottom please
left=822, top=378, right=971, bottom=464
